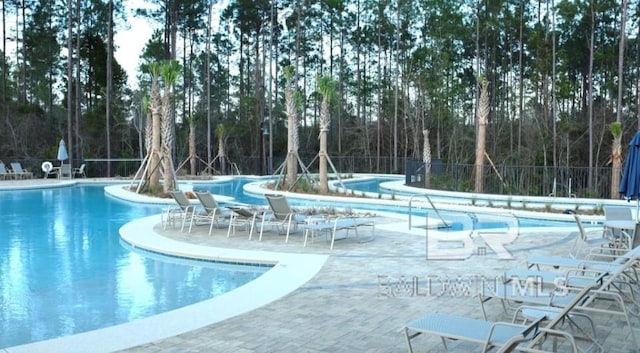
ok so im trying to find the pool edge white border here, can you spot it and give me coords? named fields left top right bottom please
left=4, top=214, right=328, bottom=353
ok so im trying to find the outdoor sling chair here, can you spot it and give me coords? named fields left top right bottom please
left=164, top=190, right=197, bottom=231
left=526, top=244, right=640, bottom=275
left=0, top=162, right=12, bottom=180
left=478, top=268, right=638, bottom=350
left=226, top=206, right=263, bottom=239
left=58, top=163, right=72, bottom=179
left=262, top=194, right=313, bottom=242
left=189, top=191, right=233, bottom=236
left=571, top=215, right=619, bottom=258
left=302, top=216, right=375, bottom=250
left=404, top=281, right=602, bottom=353
left=73, top=163, right=86, bottom=178
left=603, top=206, right=634, bottom=245
left=10, top=162, right=33, bottom=179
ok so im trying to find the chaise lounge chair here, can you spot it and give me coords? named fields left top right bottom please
left=10, top=162, right=33, bottom=179
left=189, top=191, right=233, bottom=235
left=164, top=190, right=197, bottom=231
left=404, top=280, right=601, bottom=353
left=262, top=194, right=312, bottom=242
left=0, top=162, right=13, bottom=180
left=480, top=261, right=638, bottom=349
left=303, top=215, right=375, bottom=250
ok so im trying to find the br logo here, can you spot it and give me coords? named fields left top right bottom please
left=426, top=228, right=518, bottom=260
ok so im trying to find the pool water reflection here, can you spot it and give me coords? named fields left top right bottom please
left=0, top=185, right=268, bottom=348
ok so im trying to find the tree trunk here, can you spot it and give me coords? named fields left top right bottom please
left=319, top=98, right=329, bottom=194
left=162, top=89, right=175, bottom=193
left=612, top=0, right=628, bottom=199
left=285, top=68, right=298, bottom=187
left=149, top=75, right=162, bottom=191
left=189, top=120, right=196, bottom=175
left=474, top=79, right=489, bottom=193
left=423, top=129, right=431, bottom=188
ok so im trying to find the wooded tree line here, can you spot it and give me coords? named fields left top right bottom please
left=0, top=0, right=638, bottom=195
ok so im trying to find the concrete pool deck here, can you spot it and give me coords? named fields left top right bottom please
left=118, top=212, right=639, bottom=353
left=1, top=178, right=638, bottom=352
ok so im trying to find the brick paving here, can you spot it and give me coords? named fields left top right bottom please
left=119, top=217, right=639, bottom=353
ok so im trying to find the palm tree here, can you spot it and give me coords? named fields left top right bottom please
left=474, top=78, right=489, bottom=193
left=147, top=62, right=162, bottom=192
left=611, top=122, right=622, bottom=199
left=187, top=114, right=197, bottom=175
left=215, top=124, right=227, bottom=174
left=160, top=60, right=181, bottom=193
left=423, top=129, right=431, bottom=188
left=317, top=75, right=336, bottom=194
left=284, top=66, right=299, bottom=187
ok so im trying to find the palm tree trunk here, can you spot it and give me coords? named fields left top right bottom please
left=189, top=120, right=196, bottom=175
left=423, top=129, right=431, bottom=188
left=474, top=79, right=489, bottom=193
left=319, top=101, right=329, bottom=194
left=149, top=75, right=162, bottom=190
left=285, top=68, right=298, bottom=187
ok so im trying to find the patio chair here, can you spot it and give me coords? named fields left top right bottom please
left=405, top=281, right=601, bottom=353
left=303, top=216, right=375, bottom=250
left=58, top=163, right=72, bottom=179
left=189, top=191, right=233, bottom=235
left=570, top=215, right=616, bottom=258
left=0, top=162, right=12, bottom=180
left=526, top=245, right=640, bottom=274
left=603, top=205, right=635, bottom=247
left=226, top=206, right=262, bottom=238
left=10, top=162, right=33, bottom=179
left=164, top=190, right=197, bottom=231
left=480, top=263, right=638, bottom=349
left=73, top=163, right=86, bottom=178
left=262, top=194, right=311, bottom=242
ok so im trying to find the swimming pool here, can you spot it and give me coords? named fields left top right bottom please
left=0, top=184, right=269, bottom=349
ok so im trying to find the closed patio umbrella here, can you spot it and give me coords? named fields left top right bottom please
left=57, top=139, right=69, bottom=165
left=619, top=131, right=640, bottom=220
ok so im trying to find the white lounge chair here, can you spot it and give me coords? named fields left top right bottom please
left=405, top=281, right=601, bottom=353
left=164, top=190, right=197, bottom=231
left=0, top=162, right=12, bottom=180
left=480, top=264, right=638, bottom=349
left=303, top=216, right=375, bottom=250
left=10, top=162, right=33, bottom=179
left=262, top=194, right=311, bottom=242
left=526, top=245, right=640, bottom=274
left=189, top=191, right=233, bottom=235
left=226, top=206, right=262, bottom=238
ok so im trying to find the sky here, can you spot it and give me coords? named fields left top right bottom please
left=113, top=1, right=156, bottom=89
left=0, top=0, right=236, bottom=90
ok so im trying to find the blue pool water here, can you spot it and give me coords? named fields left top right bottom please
left=0, top=184, right=268, bottom=349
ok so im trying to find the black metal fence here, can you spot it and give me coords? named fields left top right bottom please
left=12, top=155, right=614, bottom=199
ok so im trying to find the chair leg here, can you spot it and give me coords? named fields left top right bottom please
left=284, top=215, right=293, bottom=243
